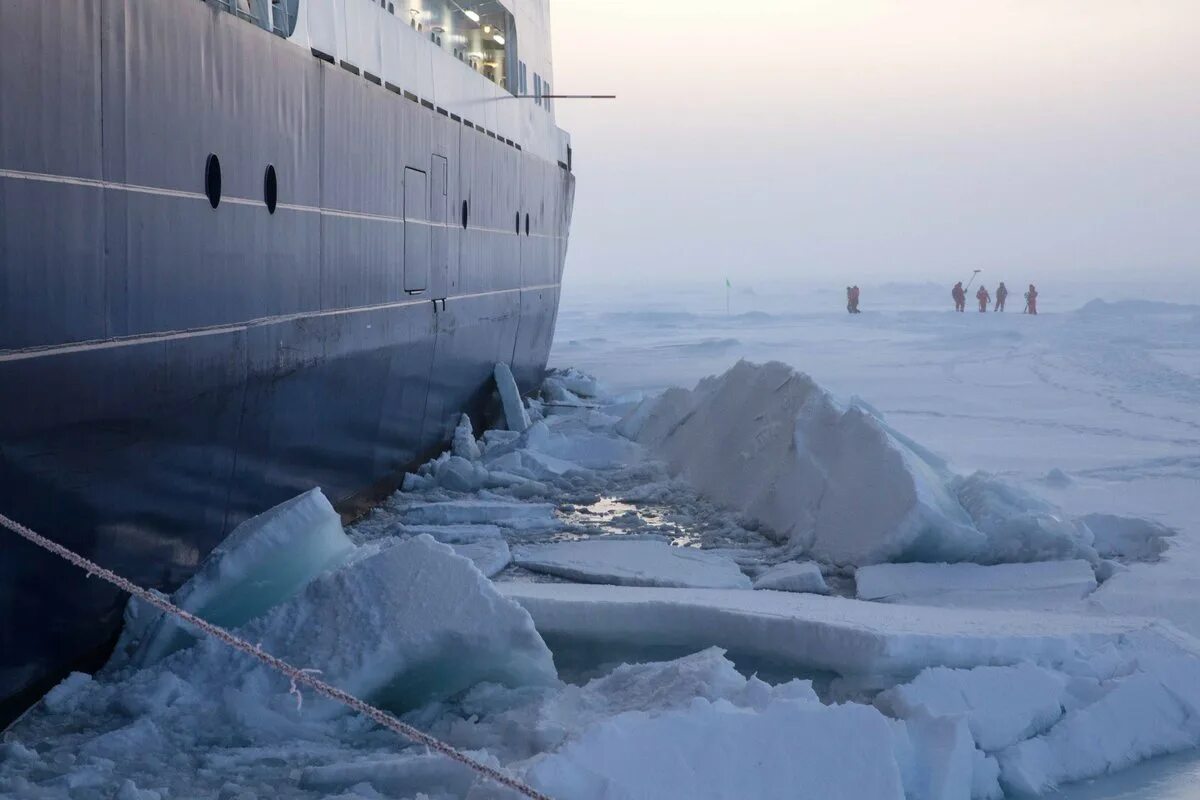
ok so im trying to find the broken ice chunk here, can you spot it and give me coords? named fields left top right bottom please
left=401, top=499, right=557, bottom=527
left=753, top=562, right=829, bottom=594
left=115, top=488, right=355, bottom=668
left=514, top=540, right=751, bottom=589
left=1081, top=513, right=1174, bottom=561
left=452, top=538, right=512, bottom=578
left=168, top=535, right=557, bottom=716
left=525, top=698, right=907, bottom=800
left=875, top=663, right=1069, bottom=752
left=996, top=656, right=1200, bottom=793
left=495, top=361, right=531, bottom=433
left=451, top=413, right=482, bottom=461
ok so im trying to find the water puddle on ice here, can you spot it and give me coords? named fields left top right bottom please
left=554, top=496, right=701, bottom=547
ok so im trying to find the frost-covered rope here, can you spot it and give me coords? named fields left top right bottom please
left=0, top=511, right=553, bottom=800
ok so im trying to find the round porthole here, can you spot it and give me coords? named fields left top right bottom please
left=204, top=154, right=222, bottom=209
left=461, top=199, right=469, bottom=229
left=263, top=165, right=278, bottom=214
left=525, top=213, right=530, bottom=236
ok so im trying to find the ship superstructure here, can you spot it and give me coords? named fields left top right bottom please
left=0, top=0, right=574, bottom=724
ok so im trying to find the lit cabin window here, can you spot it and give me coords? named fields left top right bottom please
left=218, top=0, right=298, bottom=36
left=404, top=2, right=517, bottom=93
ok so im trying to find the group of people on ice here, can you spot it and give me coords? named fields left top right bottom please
left=951, top=281, right=1038, bottom=314
left=844, top=282, right=1039, bottom=314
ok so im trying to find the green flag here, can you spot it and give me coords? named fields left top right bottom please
left=725, top=278, right=731, bottom=288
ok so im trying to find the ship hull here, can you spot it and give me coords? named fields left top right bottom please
left=0, top=0, right=572, bottom=724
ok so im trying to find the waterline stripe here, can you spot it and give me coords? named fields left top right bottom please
left=0, top=283, right=561, bottom=362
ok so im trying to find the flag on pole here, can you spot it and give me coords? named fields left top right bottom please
left=726, top=278, right=731, bottom=288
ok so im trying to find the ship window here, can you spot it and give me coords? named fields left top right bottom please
left=204, top=154, right=222, bottom=209
left=525, top=213, right=530, bottom=236
left=515, top=212, right=520, bottom=234
left=461, top=199, right=469, bottom=229
left=263, top=165, right=278, bottom=214
left=544, top=83, right=552, bottom=114
left=534, top=74, right=542, bottom=106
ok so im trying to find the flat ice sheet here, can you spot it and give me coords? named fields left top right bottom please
left=500, top=582, right=1199, bottom=677
left=513, top=540, right=751, bottom=589
left=855, top=560, right=1098, bottom=609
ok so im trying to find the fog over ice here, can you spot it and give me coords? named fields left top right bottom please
left=551, top=0, right=1200, bottom=286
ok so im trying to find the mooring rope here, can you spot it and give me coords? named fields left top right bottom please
left=0, top=511, right=552, bottom=800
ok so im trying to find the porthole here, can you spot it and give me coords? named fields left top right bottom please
left=461, top=199, right=469, bottom=229
left=515, top=212, right=520, bottom=234
left=525, top=213, right=530, bottom=236
left=263, top=165, right=278, bottom=215
left=204, top=153, right=222, bottom=209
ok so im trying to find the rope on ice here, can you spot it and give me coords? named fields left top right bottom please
left=0, top=510, right=553, bottom=800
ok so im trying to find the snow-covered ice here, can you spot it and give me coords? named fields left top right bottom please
left=7, top=285, right=1200, bottom=798
left=997, top=656, right=1200, bottom=793
left=525, top=696, right=907, bottom=800
left=628, top=360, right=1096, bottom=566
left=513, top=540, right=751, bottom=589
left=855, top=561, right=1098, bottom=609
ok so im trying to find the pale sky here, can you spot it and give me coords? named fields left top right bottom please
left=550, top=1, right=1200, bottom=286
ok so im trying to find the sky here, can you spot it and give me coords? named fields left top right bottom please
left=549, top=1, right=1200, bottom=288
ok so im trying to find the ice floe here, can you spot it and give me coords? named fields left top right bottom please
left=513, top=539, right=751, bottom=589
left=499, top=582, right=1196, bottom=678
left=854, top=560, right=1098, bottom=609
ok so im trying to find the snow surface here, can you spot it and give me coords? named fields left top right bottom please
left=513, top=539, right=751, bottom=589
left=855, top=561, right=1098, bottom=609
left=753, top=561, right=829, bottom=594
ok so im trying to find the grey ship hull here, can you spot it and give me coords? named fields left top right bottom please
left=0, top=0, right=572, bottom=724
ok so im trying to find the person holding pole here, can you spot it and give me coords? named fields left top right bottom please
left=952, top=282, right=966, bottom=312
